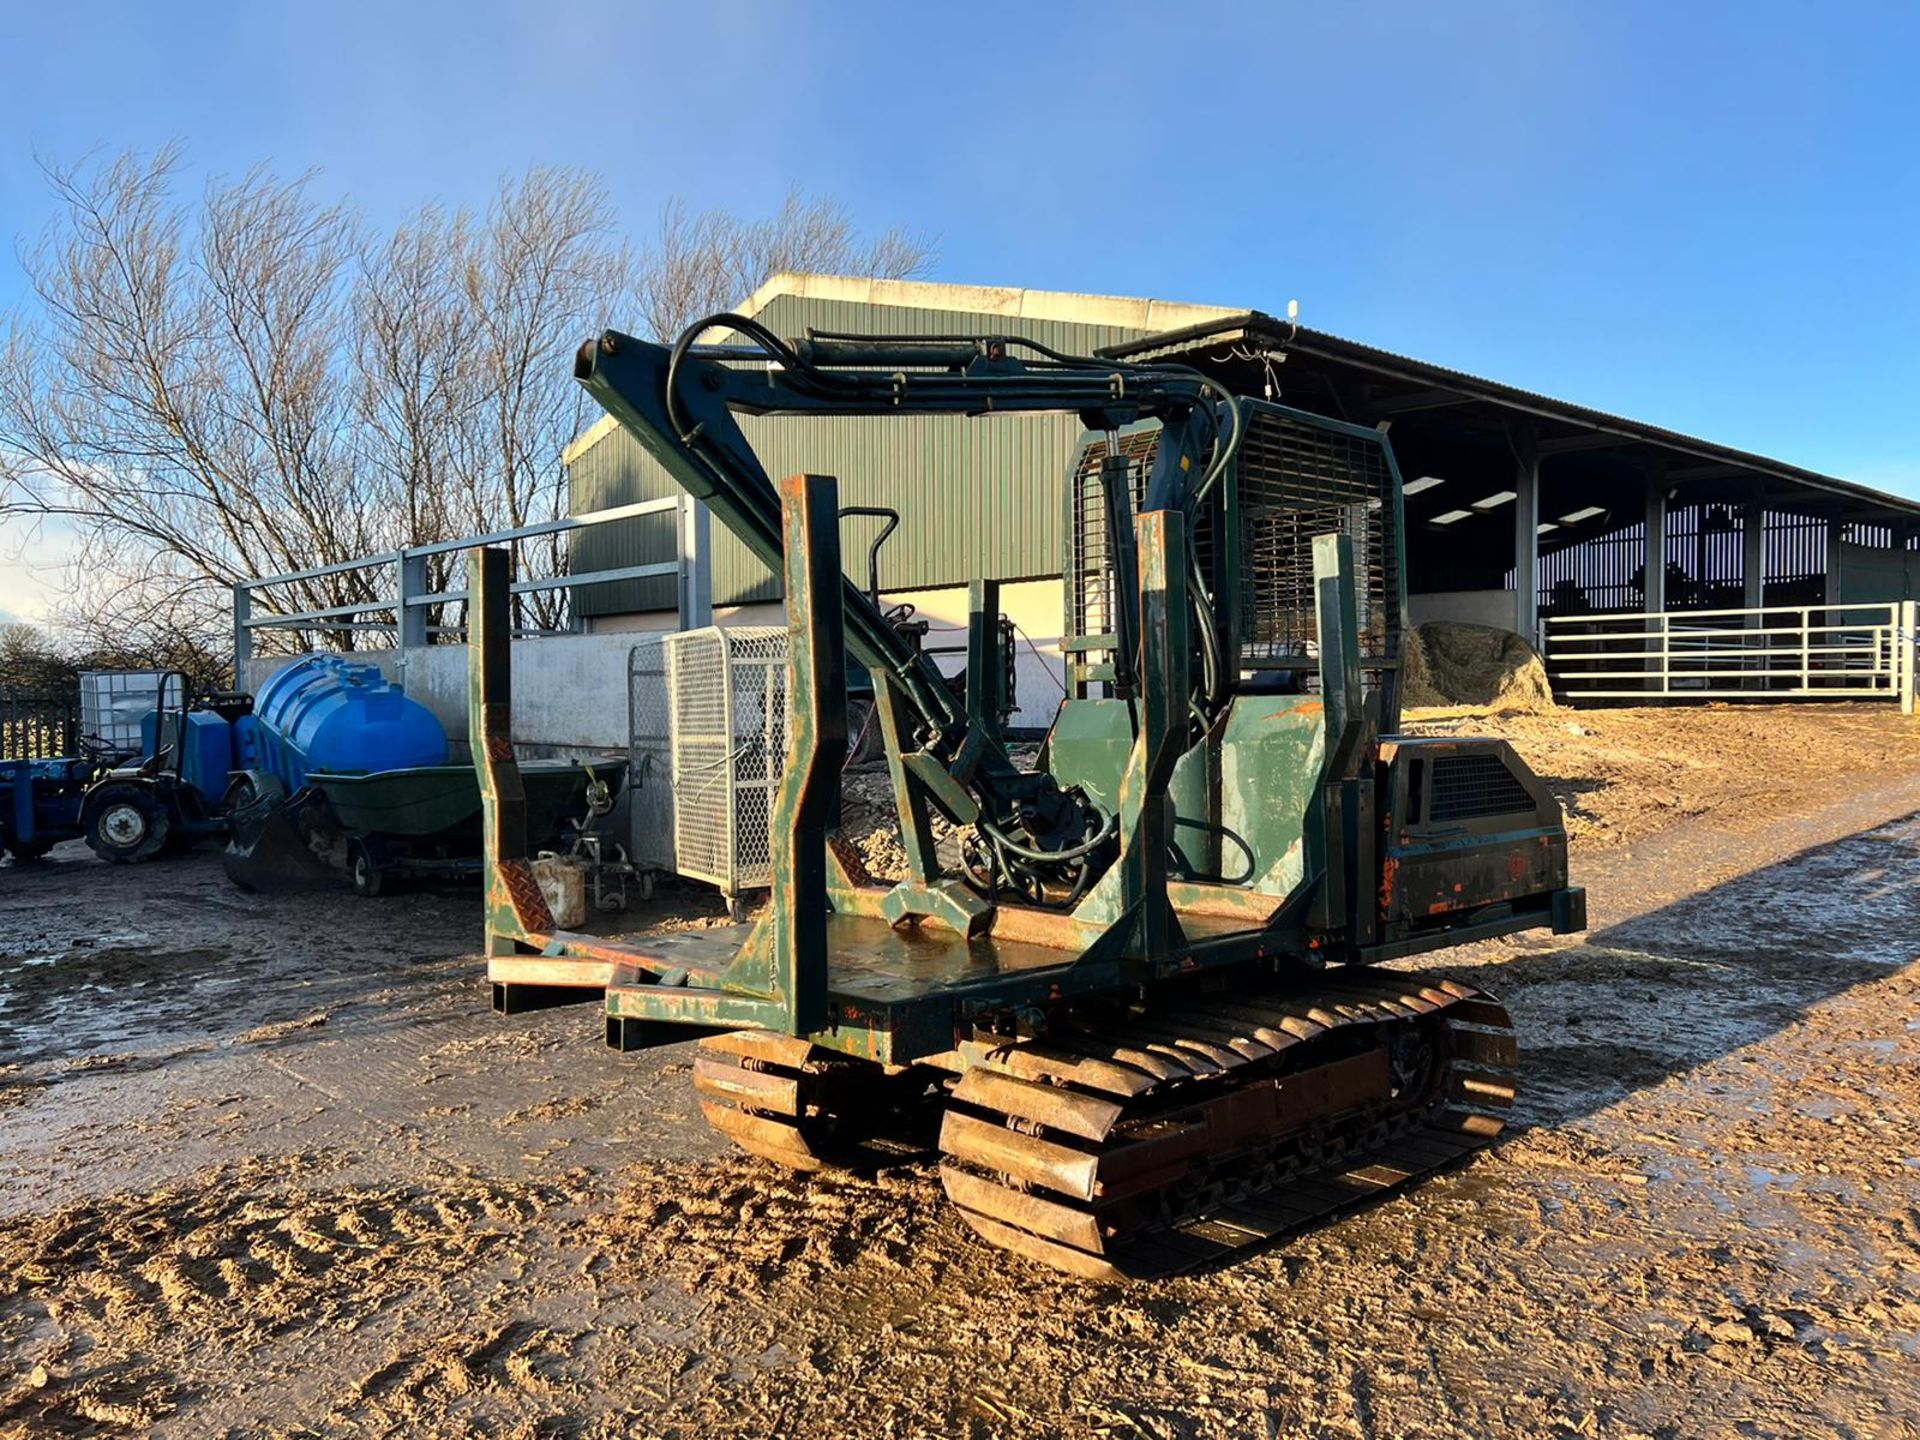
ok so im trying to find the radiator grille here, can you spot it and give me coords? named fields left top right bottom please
left=1428, top=753, right=1534, bottom=823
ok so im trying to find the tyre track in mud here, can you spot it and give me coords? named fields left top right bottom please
left=0, top=725, right=1918, bottom=1436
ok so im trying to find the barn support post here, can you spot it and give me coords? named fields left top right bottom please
left=1826, top=519, right=1846, bottom=607
left=1644, top=468, right=1668, bottom=687
left=1513, top=428, right=1540, bottom=647
left=1742, top=503, right=1766, bottom=610
left=678, top=495, right=713, bottom=630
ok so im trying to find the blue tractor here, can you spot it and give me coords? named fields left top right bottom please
left=78, top=672, right=254, bottom=863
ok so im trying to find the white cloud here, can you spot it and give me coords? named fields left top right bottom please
left=0, top=514, right=79, bottom=626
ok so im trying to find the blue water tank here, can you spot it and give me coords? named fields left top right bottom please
left=138, top=709, right=237, bottom=805
left=245, top=655, right=448, bottom=790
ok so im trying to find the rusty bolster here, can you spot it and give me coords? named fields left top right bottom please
left=950, top=1069, right=1125, bottom=1143
left=604, top=983, right=794, bottom=1037
left=972, top=902, right=1108, bottom=951
left=486, top=955, right=613, bottom=989
left=1165, top=881, right=1285, bottom=923
left=691, top=1056, right=803, bottom=1115
left=940, top=1168, right=1105, bottom=1252
left=939, top=1111, right=1102, bottom=1201
left=545, top=937, right=724, bottom=984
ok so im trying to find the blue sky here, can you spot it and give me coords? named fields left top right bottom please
left=1, top=1, right=1917, bottom=617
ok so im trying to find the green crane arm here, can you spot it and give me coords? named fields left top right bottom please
left=572, top=313, right=1239, bottom=888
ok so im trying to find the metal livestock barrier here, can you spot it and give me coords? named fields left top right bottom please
left=0, top=690, right=79, bottom=760
left=231, top=495, right=709, bottom=671
left=1544, top=600, right=1919, bottom=711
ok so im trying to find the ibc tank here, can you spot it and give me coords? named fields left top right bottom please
left=245, top=655, right=448, bottom=790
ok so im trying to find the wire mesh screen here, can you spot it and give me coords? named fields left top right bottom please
left=1237, top=407, right=1398, bottom=666
left=1066, top=425, right=1164, bottom=643
left=626, top=636, right=674, bottom=871
left=1063, top=406, right=1400, bottom=679
left=1428, top=753, right=1534, bottom=822
left=661, top=626, right=789, bottom=894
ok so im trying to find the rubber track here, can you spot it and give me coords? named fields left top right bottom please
left=937, top=970, right=1517, bottom=1281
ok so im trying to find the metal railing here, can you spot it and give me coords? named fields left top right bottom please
left=1544, top=600, right=1919, bottom=710
left=232, top=495, right=709, bottom=672
left=0, top=690, right=79, bottom=760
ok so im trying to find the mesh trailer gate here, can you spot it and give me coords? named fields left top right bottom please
left=626, top=626, right=789, bottom=909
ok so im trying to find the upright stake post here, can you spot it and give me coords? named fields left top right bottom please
left=470, top=546, right=553, bottom=954
left=1121, top=508, right=1187, bottom=958
left=768, top=474, right=847, bottom=1035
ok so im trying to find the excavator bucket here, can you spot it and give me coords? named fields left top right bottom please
left=222, top=785, right=343, bottom=893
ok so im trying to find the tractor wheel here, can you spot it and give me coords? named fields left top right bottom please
left=86, top=784, right=171, bottom=864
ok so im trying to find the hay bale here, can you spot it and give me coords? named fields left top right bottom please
left=1413, top=621, right=1556, bottom=713
left=1398, top=626, right=1449, bottom=708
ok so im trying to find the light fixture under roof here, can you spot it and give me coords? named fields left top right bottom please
left=1403, top=476, right=1445, bottom=496
left=1431, top=508, right=1474, bottom=525
left=1537, top=522, right=1559, bottom=534
left=1472, top=490, right=1517, bottom=510
left=1559, top=506, right=1606, bottom=524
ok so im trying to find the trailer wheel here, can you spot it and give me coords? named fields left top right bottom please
left=86, top=784, right=171, bottom=864
left=350, top=842, right=384, bottom=898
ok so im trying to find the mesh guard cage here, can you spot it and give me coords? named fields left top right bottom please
left=645, top=626, right=790, bottom=896
left=1237, top=406, right=1400, bottom=669
left=1063, top=401, right=1403, bottom=685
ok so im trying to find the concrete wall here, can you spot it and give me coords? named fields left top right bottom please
left=1407, top=589, right=1520, bottom=633
left=244, top=637, right=637, bottom=756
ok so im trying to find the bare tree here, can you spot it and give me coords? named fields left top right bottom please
left=636, top=188, right=934, bottom=342
left=0, top=150, right=935, bottom=669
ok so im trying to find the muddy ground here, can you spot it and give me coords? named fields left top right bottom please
left=2, top=704, right=1919, bottom=1439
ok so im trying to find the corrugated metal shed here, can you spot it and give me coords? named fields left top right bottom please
left=568, top=282, right=1229, bottom=615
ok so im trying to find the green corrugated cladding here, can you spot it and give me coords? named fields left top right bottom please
left=568, top=293, right=1152, bottom=615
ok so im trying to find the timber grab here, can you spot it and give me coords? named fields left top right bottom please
left=475, top=314, right=1587, bottom=1279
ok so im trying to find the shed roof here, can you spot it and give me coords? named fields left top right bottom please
left=566, top=272, right=1919, bottom=529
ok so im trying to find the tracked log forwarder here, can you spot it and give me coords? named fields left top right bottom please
left=474, top=315, right=1586, bottom=1280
